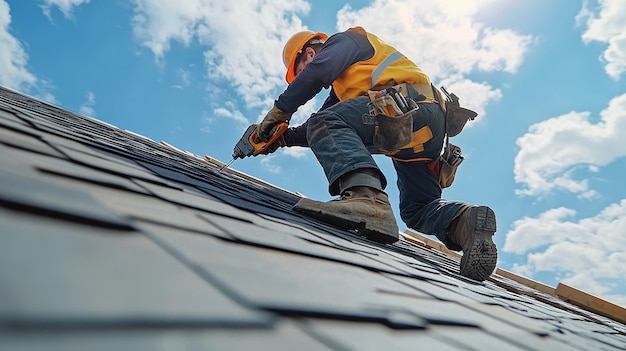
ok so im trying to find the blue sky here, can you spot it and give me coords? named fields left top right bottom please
left=2, top=0, right=625, bottom=306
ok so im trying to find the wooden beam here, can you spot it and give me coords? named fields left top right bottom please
left=495, top=268, right=556, bottom=297
left=555, top=283, right=626, bottom=324
left=402, top=230, right=461, bottom=258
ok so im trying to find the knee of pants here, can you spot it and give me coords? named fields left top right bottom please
left=306, top=113, right=333, bottom=146
left=399, top=202, right=424, bottom=228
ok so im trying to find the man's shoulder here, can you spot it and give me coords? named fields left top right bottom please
left=329, top=27, right=366, bottom=41
left=325, top=28, right=371, bottom=50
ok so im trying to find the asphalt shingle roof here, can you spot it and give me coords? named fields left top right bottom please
left=1, top=85, right=626, bottom=350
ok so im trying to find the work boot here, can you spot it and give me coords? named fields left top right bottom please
left=448, top=206, right=498, bottom=281
left=293, top=186, right=399, bottom=244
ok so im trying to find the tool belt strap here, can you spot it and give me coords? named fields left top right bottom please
left=371, top=82, right=437, bottom=102
left=391, top=156, right=433, bottom=163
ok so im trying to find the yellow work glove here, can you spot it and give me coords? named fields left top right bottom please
left=256, top=105, right=292, bottom=142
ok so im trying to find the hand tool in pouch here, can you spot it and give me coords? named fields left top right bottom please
left=366, top=85, right=418, bottom=152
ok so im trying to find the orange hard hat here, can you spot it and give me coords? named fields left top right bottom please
left=282, top=30, right=328, bottom=83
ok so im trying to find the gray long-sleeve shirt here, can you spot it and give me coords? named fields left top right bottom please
left=277, top=29, right=374, bottom=147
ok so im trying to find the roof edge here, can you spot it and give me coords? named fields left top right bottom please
left=556, top=283, right=626, bottom=325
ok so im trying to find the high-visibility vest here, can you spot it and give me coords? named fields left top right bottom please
left=332, top=27, right=433, bottom=102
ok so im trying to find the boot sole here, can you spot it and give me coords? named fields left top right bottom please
left=459, top=206, right=498, bottom=281
left=293, top=198, right=399, bottom=244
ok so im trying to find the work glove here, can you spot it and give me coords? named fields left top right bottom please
left=256, top=105, right=292, bottom=142
left=258, top=135, right=286, bottom=155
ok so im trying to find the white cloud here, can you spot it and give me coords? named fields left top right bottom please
left=0, top=0, right=37, bottom=91
left=40, top=0, right=91, bottom=19
left=177, top=68, right=191, bottom=87
left=288, top=95, right=319, bottom=126
left=131, top=0, right=311, bottom=110
left=437, top=77, right=502, bottom=118
left=504, top=200, right=626, bottom=305
left=504, top=207, right=579, bottom=254
left=79, top=90, right=96, bottom=116
left=514, top=93, right=626, bottom=197
left=212, top=102, right=248, bottom=126
left=282, top=146, right=308, bottom=159
left=260, top=156, right=281, bottom=174
left=577, top=0, right=626, bottom=79
left=336, top=0, right=532, bottom=117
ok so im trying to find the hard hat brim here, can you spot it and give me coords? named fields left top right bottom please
left=285, top=32, right=328, bottom=84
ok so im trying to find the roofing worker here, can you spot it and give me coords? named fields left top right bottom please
left=256, top=27, right=498, bottom=281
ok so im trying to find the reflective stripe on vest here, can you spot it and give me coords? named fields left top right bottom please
left=371, top=51, right=403, bottom=88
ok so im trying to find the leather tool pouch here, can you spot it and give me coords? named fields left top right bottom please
left=374, top=110, right=414, bottom=151
left=366, top=87, right=418, bottom=152
left=440, top=87, right=478, bottom=137
left=439, top=142, right=463, bottom=188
